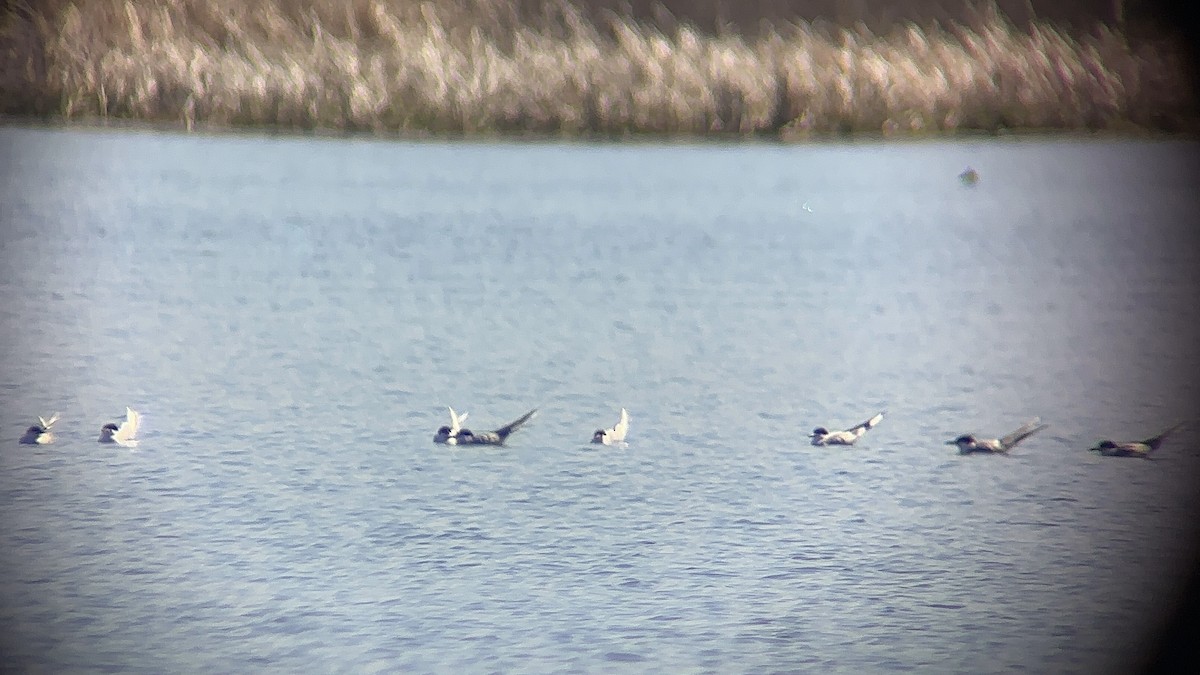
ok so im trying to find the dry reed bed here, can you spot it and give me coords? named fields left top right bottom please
left=1, top=0, right=1193, bottom=135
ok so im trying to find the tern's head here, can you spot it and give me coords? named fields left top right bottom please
left=948, top=434, right=975, bottom=446
left=810, top=427, right=829, bottom=438
left=26, top=425, right=44, bottom=435
left=1092, top=440, right=1117, bottom=451
left=452, top=429, right=474, bottom=445
left=98, top=423, right=119, bottom=443
left=592, top=429, right=606, bottom=443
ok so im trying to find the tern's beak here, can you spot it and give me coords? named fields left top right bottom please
left=944, top=440, right=957, bottom=445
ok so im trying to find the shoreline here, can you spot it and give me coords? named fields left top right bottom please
left=3, top=115, right=1195, bottom=146
left=2, top=1, right=1196, bottom=138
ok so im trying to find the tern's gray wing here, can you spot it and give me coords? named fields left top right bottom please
left=999, top=418, right=1047, bottom=450
left=456, top=409, right=537, bottom=446
left=492, top=408, right=537, bottom=443
left=1138, top=422, right=1183, bottom=451
left=848, top=411, right=885, bottom=434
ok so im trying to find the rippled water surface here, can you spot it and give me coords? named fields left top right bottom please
left=2, top=127, right=1199, bottom=673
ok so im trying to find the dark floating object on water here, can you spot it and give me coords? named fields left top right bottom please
left=434, top=408, right=537, bottom=446
left=959, top=167, right=980, bottom=185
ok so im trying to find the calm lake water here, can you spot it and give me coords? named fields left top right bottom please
left=1, top=125, right=1199, bottom=673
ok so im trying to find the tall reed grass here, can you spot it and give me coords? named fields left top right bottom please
left=0, top=0, right=1194, bottom=136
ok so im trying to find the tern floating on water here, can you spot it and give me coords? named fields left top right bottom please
left=946, top=418, right=1047, bottom=454
left=98, top=407, right=140, bottom=447
left=810, top=411, right=885, bottom=446
left=592, top=408, right=630, bottom=445
left=19, top=412, right=60, bottom=445
left=1089, top=422, right=1184, bottom=458
left=434, top=408, right=536, bottom=446
left=432, top=407, right=469, bottom=444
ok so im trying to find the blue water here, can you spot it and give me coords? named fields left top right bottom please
left=2, top=126, right=1198, bottom=673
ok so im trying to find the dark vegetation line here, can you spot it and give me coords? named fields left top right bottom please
left=0, top=0, right=1195, bottom=137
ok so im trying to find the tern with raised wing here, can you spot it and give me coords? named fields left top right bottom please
left=810, top=411, right=885, bottom=446
left=433, top=407, right=469, bottom=444
left=592, top=408, right=630, bottom=445
left=1089, top=423, right=1184, bottom=458
left=946, top=418, right=1047, bottom=454
left=435, top=408, right=536, bottom=446
left=98, top=407, right=140, bottom=447
left=19, top=412, right=60, bottom=445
